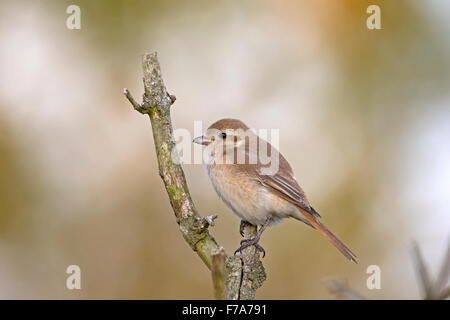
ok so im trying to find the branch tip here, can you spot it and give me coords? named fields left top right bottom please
left=124, top=88, right=145, bottom=113
left=205, top=215, right=218, bottom=227
left=168, top=93, right=176, bottom=104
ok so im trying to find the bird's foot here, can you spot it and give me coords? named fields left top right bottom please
left=234, top=238, right=266, bottom=258
left=239, top=220, right=252, bottom=237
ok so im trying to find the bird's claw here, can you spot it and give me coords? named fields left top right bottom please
left=239, top=220, right=251, bottom=237
left=234, top=238, right=266, bottom=258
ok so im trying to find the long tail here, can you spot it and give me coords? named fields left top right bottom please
left=297, top=211, right=358, bottom=263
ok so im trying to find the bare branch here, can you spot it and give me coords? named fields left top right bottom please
left=326, top=240, right=450, bottom=300
left=123, top=88, right=143, bottom=112
left=410, top=241, right=433, bottom=299
left=437, top=286, right=450, bottom=300
left=238, top=223, right=267, bottom=300
left=326, top=280, right=367, bottom=300
left=431, top=240, right=450, bottom=298
left=211, top=248, right=227, bottom=300
left=125, top=52, right=266, bottom=299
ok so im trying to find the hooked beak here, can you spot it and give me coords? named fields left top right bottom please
left=193, top=135, right=211, bottom=146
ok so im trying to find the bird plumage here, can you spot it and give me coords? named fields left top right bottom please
left=197, top=118, right=357, bottom=263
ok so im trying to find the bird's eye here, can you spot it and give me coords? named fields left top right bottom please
left=221, top=132, right=227, bottom=139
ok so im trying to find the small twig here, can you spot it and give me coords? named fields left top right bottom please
left=431, top=240, right=450, bottom=298
left=437, top=286, right=450, bottom=300
left=327, top=239, right=450, bottom=300
left=211, top=248, right=227, bottom=300
left=204, top=215, right=218, bottom=227
left=410, top=241, right=433, bottom=299
left=123, top=88, right=142, bottom=111
left=326, top=280, right=367, bottom=300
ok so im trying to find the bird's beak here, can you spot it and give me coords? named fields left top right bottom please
left=193, top=135, right=211, bottom=146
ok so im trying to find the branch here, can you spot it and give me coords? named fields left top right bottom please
left=431, top=240, right=450, bottom=299
left=326, top=240, right=450, bottom=300
left=326, top=280, right=367, bottom=300
left=124, top=52, right=266, bottom=299
left=410, top=241, right=433, bottom=299
left=211, top=248, right=227, bottom=300
left=437, top=286, right=450, bottom=300
left=238, top=223, right=267, bottom=300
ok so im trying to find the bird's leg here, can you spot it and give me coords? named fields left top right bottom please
left=235, top=218, right=271, bottom=257
left=239, top=220, right=251, bottom=237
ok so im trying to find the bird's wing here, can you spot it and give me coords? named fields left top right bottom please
left=260, top=173, right=321, bottom=218
left=255, top=148, right=321, bottom=218
left=243, top=140, right=357, bottom=262
left=241, top=136, right=321, bottom=218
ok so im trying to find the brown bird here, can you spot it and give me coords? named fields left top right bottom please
left=193, top=118, right=357, bottom=263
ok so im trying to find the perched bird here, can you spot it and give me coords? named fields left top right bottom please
left=193, top=118, right=357, bottom=263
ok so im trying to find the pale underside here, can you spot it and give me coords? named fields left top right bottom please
left=204, top=136, right=317, bottom=227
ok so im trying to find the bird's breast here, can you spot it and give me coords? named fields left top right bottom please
left=206, top=164, right=292, bottom=226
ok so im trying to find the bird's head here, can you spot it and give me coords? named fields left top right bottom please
left=193, top=118, right=280, bottom=174
left=193, top=118, right=253, bottom=148
left=193, top=118, right=258, bottom=165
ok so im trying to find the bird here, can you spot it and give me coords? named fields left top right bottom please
left=193, top=118, right=357, bottom=263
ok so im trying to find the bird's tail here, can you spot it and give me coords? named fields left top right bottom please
left=296, top=211, right=358, bottom=263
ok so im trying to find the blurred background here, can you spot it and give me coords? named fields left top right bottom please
left=0, top=0, right=449, bottom=299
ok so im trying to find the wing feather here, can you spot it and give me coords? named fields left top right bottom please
left=260, top=174, right=321, bottom=218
